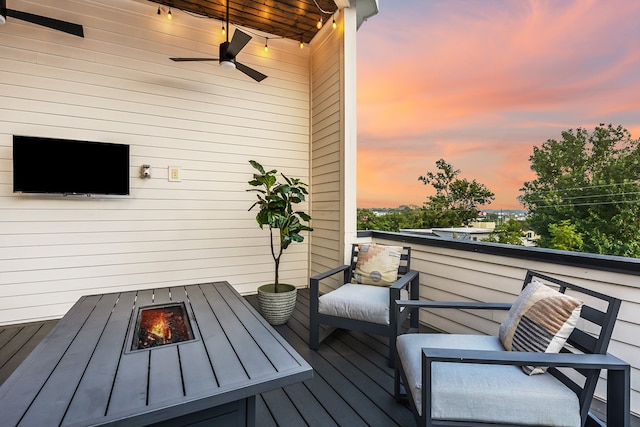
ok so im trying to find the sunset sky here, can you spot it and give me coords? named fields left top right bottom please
left=355, top=0, right=640, bottom=209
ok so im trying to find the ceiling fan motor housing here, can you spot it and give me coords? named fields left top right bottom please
left=219, top=41, right=236, bottom=70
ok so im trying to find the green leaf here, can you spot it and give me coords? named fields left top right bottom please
left=249, top=160, right=265, bottom=174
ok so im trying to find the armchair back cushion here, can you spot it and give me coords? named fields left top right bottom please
left=499, top=280, right=584, bottom=374
left=351, top=244, right=403, bottom=286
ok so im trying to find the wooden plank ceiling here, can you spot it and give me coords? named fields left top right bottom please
left=151, top=0, right=339, bottom=44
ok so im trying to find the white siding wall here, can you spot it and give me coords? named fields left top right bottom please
left=309, top=7, right=359, bottom=294
left=309, top=10, right=347, bottom=288
left=373, top=237, right=640, bottom=417
left=0, top=0, right=313, bottom=325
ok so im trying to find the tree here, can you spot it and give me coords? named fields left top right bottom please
left=357, top=208, right=376, bottom=230
left=519, top=124, right=640, bottom=257
left=548, top=220, right=583, bottom=251
left=247, top=160, right=312, bottom=291
left=356, top=207, right=425, bottom=231
left=419, top=159, right=495, bottom=227
left=482, top=218, right=525, bottom=245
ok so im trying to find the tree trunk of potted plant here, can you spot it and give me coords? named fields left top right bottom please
left=248, top=160, right=312, bottom=325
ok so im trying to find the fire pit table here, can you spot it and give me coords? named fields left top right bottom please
left=0, top=282, right=312, bottom=426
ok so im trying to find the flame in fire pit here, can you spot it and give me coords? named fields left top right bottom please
left=131, top=303, right=194, bottom=351
left=148, top=312, right=170, bottom=340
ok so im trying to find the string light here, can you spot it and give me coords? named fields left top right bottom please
left=312, top=0, right=339, bottom=31
left=154, top=2, right=338, bottom=52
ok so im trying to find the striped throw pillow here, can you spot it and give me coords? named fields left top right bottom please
left=499, top=281, right=583, bottom=375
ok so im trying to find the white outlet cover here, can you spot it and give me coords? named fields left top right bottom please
left=168, top=166, right=181, bottom=182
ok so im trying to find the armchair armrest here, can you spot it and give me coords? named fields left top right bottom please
left=395, top=300, right=512, bottom=335
left=420, top=349, right=631, bottom=427
left=310, top=264, right=351, bottom=282
left=390, top=269, right=419, bottom=291
left=309, top=264, right=351, bottom=299
left=396, top=300, right=512, bottom=310
left=422, top=347, right=629, bottom=369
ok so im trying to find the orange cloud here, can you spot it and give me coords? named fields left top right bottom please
left=356, top=0, right=640, bottom=208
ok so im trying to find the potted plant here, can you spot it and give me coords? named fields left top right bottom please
left=248, top=160, right=313, bottom=325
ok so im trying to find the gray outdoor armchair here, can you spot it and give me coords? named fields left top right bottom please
left=309, top=243, right=419, bottom=367
left=394, top=270, right=630, bottom=427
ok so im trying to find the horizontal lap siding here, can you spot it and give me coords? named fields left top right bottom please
left=0, top=0, right=313, bottom=324
left=310, top=13, right=345, bottom=289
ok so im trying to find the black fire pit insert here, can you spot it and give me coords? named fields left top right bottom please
left=130, top=302, right=195, bottom=351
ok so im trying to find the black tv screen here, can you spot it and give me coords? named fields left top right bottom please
left=13, top=136, right=130, bottom=195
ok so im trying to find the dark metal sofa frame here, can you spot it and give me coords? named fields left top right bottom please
left=309, top=244, right=419, bottom=367
left=394, top=270, right=630, bottom=427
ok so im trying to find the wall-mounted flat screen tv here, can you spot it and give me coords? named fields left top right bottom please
left=13, top=136, right=130, bottom=195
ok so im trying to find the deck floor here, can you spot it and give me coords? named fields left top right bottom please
left=0, top=289, right=415, bottom=427
left=247, top=289, right=416, bottom=427
left=0, top=288, right=634, bottom=426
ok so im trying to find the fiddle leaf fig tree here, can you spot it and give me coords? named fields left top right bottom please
left=248, top=160, right=312, bottom=292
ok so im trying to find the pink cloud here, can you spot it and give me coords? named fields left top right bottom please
left=356, top=0, right=640, bottom=208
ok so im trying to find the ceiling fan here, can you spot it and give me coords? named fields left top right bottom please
left=170, top=0, right=267, bottom=82
left=0, top=0, right=84, bottom=37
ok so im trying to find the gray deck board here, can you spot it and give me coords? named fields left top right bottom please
left=0, top=320, right=56, bottom=385
left=1, top=288, right=633, bottom=426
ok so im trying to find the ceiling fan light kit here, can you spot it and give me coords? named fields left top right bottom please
left=220, top=60, right=236, bottom=71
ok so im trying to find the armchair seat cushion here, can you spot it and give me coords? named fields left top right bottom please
left=396, top=334, right=580, bottom=426
left=318, top=283, right=408, bottom=325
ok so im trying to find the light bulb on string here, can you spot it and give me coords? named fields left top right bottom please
left=167, top=8, right=172, bottom=20
left=264, top=38, right=269, bottom=52
left=221, top=24, right=226, bottom=36
left=157, top=6, right=161, bottom=15
left=332, top=15, right=337, bottom=29
left=299, top=40, right=304, bottom=49
left=317, top=16, right=323, bottom=29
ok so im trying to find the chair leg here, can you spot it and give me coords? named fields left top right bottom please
left=309, top=278, right=320, bottom=350
left=388, top=333, right=396, bottom=368
left=394, top=361, right=405, bottom=402
left=309, top=310, right=319, bottom=350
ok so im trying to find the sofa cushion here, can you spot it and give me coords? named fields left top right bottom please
left=352, top=244, right=403, bottom=286
left=396, top=334, right=581, bottom=426
left=318, top=283, right=408, bottom=325
left=499, top=281, right=583, bottom=374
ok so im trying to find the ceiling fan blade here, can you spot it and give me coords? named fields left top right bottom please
left=170, top=57, right=219, bottom=62
left=226, top=29, right=251, bottom=58
left=235, top=62, right=268, bottom=82
left=6, top=9, right=84, bottom=37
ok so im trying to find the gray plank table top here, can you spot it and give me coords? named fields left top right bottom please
left=0, top=282, right=313, bottom=426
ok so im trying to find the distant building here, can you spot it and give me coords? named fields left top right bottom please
left=469, top=221, right=496, bottom=229
left=401, top=227, right=494, bottom=241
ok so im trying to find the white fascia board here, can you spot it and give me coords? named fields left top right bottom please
left=335, top=0, right=379, bottom=29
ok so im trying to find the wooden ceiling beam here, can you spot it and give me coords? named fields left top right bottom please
left=152, top=0, right=338, bottom=43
